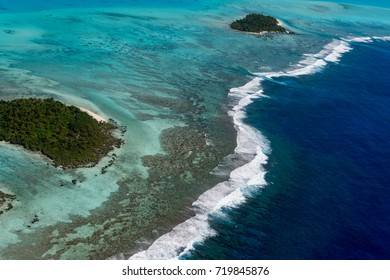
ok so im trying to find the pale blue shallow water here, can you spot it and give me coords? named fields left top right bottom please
left=319, top=0, right=390, bottom=8
left=0, top=0, right=389, bottom=259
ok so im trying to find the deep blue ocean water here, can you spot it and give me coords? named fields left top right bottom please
left=184, top=41, right=390, bottom=259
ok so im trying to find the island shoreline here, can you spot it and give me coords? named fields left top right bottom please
left=230, top=14, right=295, bottom=35
left=77, top=107, right=108, bottom=123
left=0, top=98, right=122, bottom=169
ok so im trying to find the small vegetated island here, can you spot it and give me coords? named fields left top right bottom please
left=230, top=13, right=292, bottom=34
left=0, top=98, right=121, bottom=168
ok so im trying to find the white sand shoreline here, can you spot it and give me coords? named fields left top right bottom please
left=78, top=107, right=108, bottom=123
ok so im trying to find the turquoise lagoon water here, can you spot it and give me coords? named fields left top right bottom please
left=0, top=0, right=389, bottom=259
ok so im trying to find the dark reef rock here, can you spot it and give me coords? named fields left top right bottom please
left=0, top=190, right=17, bottom=215
left=4, top=29, right=16, bottom=34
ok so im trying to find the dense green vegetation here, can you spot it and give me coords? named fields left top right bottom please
left=0, top=98, right=121, bottom=168
left=230, top=13, right=289, bottom=33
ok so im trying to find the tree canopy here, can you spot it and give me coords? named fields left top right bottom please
left=230, top=13, right=289, bottom=33
left=0, top=98, right=121, bottom=168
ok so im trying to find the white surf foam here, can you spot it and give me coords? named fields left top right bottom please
left=345, top=36, right=390, bottom=43
left=373, top=36, right=390, bottom=41
left=128, top=36, right=387, bottom=260
left=253, top=39, right=353, bottom=80
left=344, top=36, right=373, bottom=43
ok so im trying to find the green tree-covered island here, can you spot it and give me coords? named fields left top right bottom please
left=0, top=98, right=122, bottom=168
left=230, top=13, right=292, bottom=34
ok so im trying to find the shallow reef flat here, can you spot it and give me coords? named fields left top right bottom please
left=0, top=4, right=240, bottom=259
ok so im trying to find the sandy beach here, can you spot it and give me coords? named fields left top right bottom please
left=78, top=107, right=108, bottom=123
